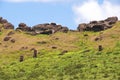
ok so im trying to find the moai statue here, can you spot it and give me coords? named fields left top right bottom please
left=31, top=48, right=37, bottom=58
left=20, top=55, right=24, bottom=62
left=98, top=45, right=103, bottom=51
left=33, top=49, right=37, bottom=58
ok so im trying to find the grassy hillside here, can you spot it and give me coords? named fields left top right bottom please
left=0, top=22, right=120, bottom=80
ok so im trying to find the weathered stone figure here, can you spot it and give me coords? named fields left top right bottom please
left=31, top=48, right=37, bottom=58
left=98, top=45, right=103, bottom=51
left=33, top=49, right=37, bottom=58
left=20, top=55, right=24, bottom=62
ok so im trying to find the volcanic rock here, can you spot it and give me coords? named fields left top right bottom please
left=16, top=23, right=32, bottom=31
left=3, top=23, right=14, bottom=29
left=0, top=17, right=14, bottom=29
left=77, top=16, right=118, bottom=32
left=32, top=23, right=69, bottom=34
left=11, top=39, right=15, bottom=43
left=3, top=36, right=11, bottom=41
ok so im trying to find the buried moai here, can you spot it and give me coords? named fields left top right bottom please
left=31, top=48, right=37, bottom=58
left=19, top=55, right=24, bottom=62
left=98, top=45, right=103, bottom=51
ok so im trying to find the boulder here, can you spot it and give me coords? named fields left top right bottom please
left=3, top=36, right=11, bottom=41
left=60, top=27, right=69, bottom=33
left=51, top=22, right=56, bottom=26
left=92, top=24, right=105, bottom=31
left=105, top=16, right=118, bottom=24
left=3, top=23, right=14, bottom=29
left=39, top=30, right=53, bottom=35
left=11, top=39, right=15, bottom=43
left=32, top=24, right=48, bottom=33
left=0, top=19, right=8, bottom=23
left=0, top=17, right=14, bottom=29
left=19, top=23, right=26, bottom=27
left=90, top=21, right=98, bottom=24
left=94, top=37, right=102, bottom=41
left=77, top=23, right=87, bottom=31
left=16, top=23, right=32, bottom=31
left=51, top=46, right=57, bottom=49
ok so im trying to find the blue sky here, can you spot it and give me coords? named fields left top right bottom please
left=0, top=0, right=120, bottom=29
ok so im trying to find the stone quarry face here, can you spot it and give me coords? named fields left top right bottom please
left=77, top=16, right=118, bottom=32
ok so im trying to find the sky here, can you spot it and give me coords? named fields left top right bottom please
left=0, top=0, right=120, bottom=29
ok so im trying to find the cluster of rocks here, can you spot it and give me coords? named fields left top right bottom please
left=3, top=36, right=15, bottom=43
left=16, top=22, right=69, bottom=35
left=16, top=23, right=32, bottom=32
left=77, top=17, right=118, bottom=32
left=3, top=31, right=15, bottom=43
left=0, top=16, right=119, bottom=34
left=0, top=17, right=14, bottom=30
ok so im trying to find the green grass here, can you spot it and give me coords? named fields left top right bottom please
left=0, top=48, right=120, bottom=80
left=0, top=22, right=120, bottom=80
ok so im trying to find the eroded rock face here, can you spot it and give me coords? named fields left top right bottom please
left=32, top=23, right=69, bottom=34
left=16, top=23, right=32, bottom=31
left=77, top=23, right=87, bottom=31
left=105, top=17, right=118, bottom=24
left=77, top=17, right=118, bottom=32
left=3, top=23, right=14, bottom=29
left=60, top=27, right=69, bottom=33
left=0, top=17, right=14, bottom=29
left=16, top=22, right=69, bottom=35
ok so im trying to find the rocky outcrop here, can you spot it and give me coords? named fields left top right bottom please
left=15, top=22, right=69, bottom=35
left=16, top=23, right=32, bottom=31
left=3, top=23, right=14, bottom=29
left=77, top=17, right=118, bottom=32
left=32, top=23, right=69, bottom=34
left=1, top=16, right=118, bottom=34
left=0, top=17, right=14, bottom=29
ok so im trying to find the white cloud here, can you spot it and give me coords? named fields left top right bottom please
left=2, top=0, right=73, bottom=3
left=72, top=0, right=120, bottom=24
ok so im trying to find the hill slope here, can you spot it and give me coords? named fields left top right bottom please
left=0, top=22, right=120, bottom=80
